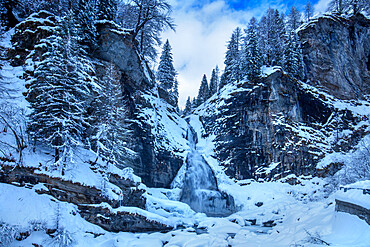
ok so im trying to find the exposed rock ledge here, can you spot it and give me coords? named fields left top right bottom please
left=0, top=164, right=172, bottom=232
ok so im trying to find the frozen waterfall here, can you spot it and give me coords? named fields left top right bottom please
left=180, top=126, right=235, bottom=217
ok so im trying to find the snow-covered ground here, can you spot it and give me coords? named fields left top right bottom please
left=2, top=176, right=370, bottom=246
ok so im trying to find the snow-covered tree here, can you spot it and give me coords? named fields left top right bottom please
left=196, top=74, right=209, bottom=105
left=243, top=17, right=262, bottom=81
left=173, top=78, right=179, bottom=108
left=75, top=0, right=98, bottom=50
left=183, top=96, right=192, bottom=116
left=117, top=0, right=175, bottom=62
left=258, top=8, right=286, bottom=66
left=271, top=10, right=286, bottom=66
left=284, top=31, right=305, bottom=80
left=27, top=12, right=95, bottom=170
left=305, top=1, right=314, bottom=21
left=220, top=27, right=242, bottom=89
left=98, top=0, right=117, bottom=21
left=90, top=63, right=133, bottom=168
left=209, top=66, right=219, bottom=96
left=157, top=40, right=176, bottom=91
left=288, top=6, right=302, bottom=31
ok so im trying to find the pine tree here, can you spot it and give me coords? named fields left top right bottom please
left=98, top=0, right=117, bottom=21
left=157, top=39, right=176, bottom=92
left=27, top=12, right=95, bottom=170
left=288, top=6, right=302, bottom=31
left=243, top=17, right=262, bottom=81
left=173, top=78, right=179, bottom=108
left=91, top=63, right=133, bottom=168
left=220, top=27, right=242, bottom=89
left=305, top=1, right=314, bottom=21
left=75, top=0, right=98, bottom=50
left=209, top=66, right=219, bottom=96
left=284, top=31, right=305, bottom=80
left=271, top=9, right=286, bottom=66
left=258, top=8, right=287, bottom=67
left=257, top=15, right=268, bottom=65
left=183, top=96, right=192, bottom=116
left=196, top=74, right=209, bottom=105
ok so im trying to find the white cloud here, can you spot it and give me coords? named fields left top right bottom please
left=161, top=1, right=256, bottom=108
left=314, top=0, right=331, bottom=15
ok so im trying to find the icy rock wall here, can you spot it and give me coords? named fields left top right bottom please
left=299, top=13, right=370, bottom=99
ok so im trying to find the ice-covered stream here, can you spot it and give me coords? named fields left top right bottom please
left=180, top=125, right=235, bottom=216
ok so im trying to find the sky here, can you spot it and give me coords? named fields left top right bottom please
left=160, top=0, right=332, bottom=108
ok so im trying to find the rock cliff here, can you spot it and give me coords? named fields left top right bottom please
left=194, top=67, right=369, bottom=180
left=299, top=13, right=370, bottom=100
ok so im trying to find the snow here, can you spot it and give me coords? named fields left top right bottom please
left=261, top=65, right=281, bottom=76
left=335, top=180, right=370, bottom=210
left=140, top=93, right=188, bottom=158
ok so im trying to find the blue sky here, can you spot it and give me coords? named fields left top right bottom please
left=161, top=0, right=331, bottom=108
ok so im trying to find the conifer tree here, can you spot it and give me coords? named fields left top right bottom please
left=284, top=31, right=304, bottom=80
left=98, top=0, right=117, bottom=21
left=209, top=66, right=219, bottom=96
left=258, top=8, right=286, bottom=67
left=173, top=78, right=179, bottom=108
left=183, top=96, right=192, bottom=116
left=271, top=9, right=286, bottom=66
left=244, top=17, right=262, bottom=81
left=288, top=6, right=302, bottom=31
left=157, top=39, right=176, bottom=92
left=220, top=27, right=242, bottom=89
left=196, top=74, right=209, bottom=105
left=91, top=63, right=133, bottom=168
left=305, top=1, right=314, bottom=21
left=75, top=0, right=98, bottom=50
left=27, top=12, right=95, bottom=169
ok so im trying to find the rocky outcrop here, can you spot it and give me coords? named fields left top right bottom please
left=0, top=164, right=171, bottom=232
left=78, top=204, right=173, bottom=232
left=196, top=68, right=369, bottom=180
left=299, top=13, right=370, bottom=100
left=198, top=70, right=323, bottom=180
left=94, top=23, right=186, bottom=188
left=9, top=11, right=56, bottom=66
left=0, top=164, right=145, bottom=208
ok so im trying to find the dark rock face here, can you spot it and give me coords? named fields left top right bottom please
left=95, top=22, right=154, bottom=92
left=78, top=205, right=173, bottom=232
left=299, top=13, right=370, bottom=100
left=10, top=11, right=56, bottom=66
left=200, top=70, right=319, bottom=180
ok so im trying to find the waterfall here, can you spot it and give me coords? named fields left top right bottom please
left=180, top=126, right=235, bottom=217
